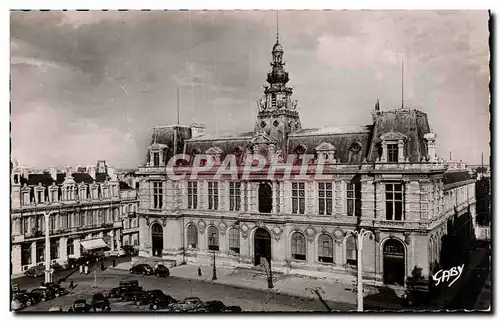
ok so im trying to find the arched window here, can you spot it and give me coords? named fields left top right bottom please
left=318, top=234, right=333, bottom=263
left=346, top=236, right=357, bottom=266
left=291, top=232, right=306, bottom=261
left=152, top=223, right=163, bottom=235
left=187, top=225, right=198, bottom=249
left=229, top=228, right=240, bottom=254
left=207, top=226, right=219, bottom=251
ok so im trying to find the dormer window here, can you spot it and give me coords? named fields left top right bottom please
left=379, top=132, right=407, bottom=163
left=37, top=190, right=43, bottom=204
left=272, top=93, right=277, bottom=107
left=387, top=144, right=399, bottom=163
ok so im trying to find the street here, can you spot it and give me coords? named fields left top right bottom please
left=17, top=264, right=354, bottom=312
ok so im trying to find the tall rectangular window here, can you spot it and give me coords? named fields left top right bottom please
left=385, top=183, right=403, bottom=221
left=387, top=144, right=399, bottom=163
left=67, top=239, right=74, bottom=256
left=152, top=182, right=163, bottom=209
left=229, top=182, right=241, bottom=211
left=36, top=242, right=44, bottom=263
left=50, top=239, right=59, bottom=259
left=37, top=191, right=43, bottom=203
left=292, top=183, right=305, bottom=214
left=188, top=182, right=198, bottom=209
left=21, top=243, right=31, bottom=266
left=153, top=152, right=160, bottom=166
left=346, top=182, right=361, bottom=217
left=208, top=182, right=219, bottom=210
left=318, top=183, right=333, bottom=215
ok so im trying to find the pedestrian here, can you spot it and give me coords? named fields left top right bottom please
left=112, top=259, right=116, bottom=267
left=198, top=267, right=202, bottom=277
left=69, top=280, right=74, bottom=289
left=101, top=262, right=105, bottom=271
left=79, top=265, right=83, bottom=274
left=84, top=265, right=89, bottom=275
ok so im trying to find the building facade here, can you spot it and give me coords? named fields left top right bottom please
left=10, top=161, right=138, bottom=275
left=136, top=37, right=477, bottom=288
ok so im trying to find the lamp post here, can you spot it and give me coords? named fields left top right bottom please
left=266, top=257, right=274, bottom=289
left=349, top=228, right=377, bottom=312
left=210, top=233, right=217, bottom=281
left=44, top=212, right=53, bottom=284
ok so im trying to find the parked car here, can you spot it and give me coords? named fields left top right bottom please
left=134, top=289, right=164, bottom=306
left=149, top=295, right=177, bottom=310
left=119, top=280, right=140, bottom=288
left=221, top=306, right=243, bottom=312
left=155, top=265, right=170, bottom=277
left=91, top=293, right=111, bottom=312
left=51, top=262, right=64, bottom=272
left=25, top=266, right=45, bottom=278
left=71, top=299, right=91, bottom=312
left=197, top=300, right=226, bottom=312
left=13, top=292, right=39, bottom=307
left=11, top=283, right=20, bottom=293
left=11, top=297, right=26, bottom=311
left=170, top=297, right=204, bottom=312
left=108, top=280, right=141, bottom=298
left=121, top=288, right=147, bottom=302
left=41, top=282, right=68, bottom=297
left=129, top=264, right=154, bottom=275
left=30, top=287, right=56, bottom=302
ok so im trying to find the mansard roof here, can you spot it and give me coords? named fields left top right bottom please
left=443, top=171, right=473, bottom=186
left=119, top=181, right=133, bottom=190
left=19, top=172, right=109, bottom=188
left=367, top=108, right=431, bottom=163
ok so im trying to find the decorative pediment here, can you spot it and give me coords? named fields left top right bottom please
left=206, top=146, right=224, bottom=155
left=198, top=220, right=206, bottom=234
left=315, top=142, right=336, bottom=152
left=380, top=131, right=407, bottom=142
left=251, top=131, right=276, bottom=145
left=149, top=143, right=169, bottom=150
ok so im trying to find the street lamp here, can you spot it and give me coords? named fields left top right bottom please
left=209, top=233, right=217, bottom=281
left=44, top=212, right=53, bottom=284
left=349, top=228, right=378, bottom=312
left=266, top=257, right=274, bottom=289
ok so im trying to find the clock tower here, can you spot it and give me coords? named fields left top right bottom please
left=254, top=34, right=302, bottom=155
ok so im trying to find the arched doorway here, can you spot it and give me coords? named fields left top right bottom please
left=254, top=228, right=271, bottom=266
left=258, top=183, right=272, bottom=213
left=151, top=223, right=163, bottom=257
left=383, top=239, right=405, bottom=286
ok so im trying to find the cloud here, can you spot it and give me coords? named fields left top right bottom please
left=10, top=10, right=490, bottom=167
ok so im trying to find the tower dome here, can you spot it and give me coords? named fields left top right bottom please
left=272, top=41, right=284, bottom=53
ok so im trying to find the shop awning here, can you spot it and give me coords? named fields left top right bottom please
left=80, top=238, right=108, bottom=251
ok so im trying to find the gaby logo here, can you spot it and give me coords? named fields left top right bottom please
left=432, top=264, right=464, bottom=287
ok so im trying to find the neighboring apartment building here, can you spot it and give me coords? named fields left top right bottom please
left=134, top=36, right=476, bottom=288
left=10, top=161, right=137, bottom=275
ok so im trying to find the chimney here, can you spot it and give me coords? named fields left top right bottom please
left=50, top=166, right=57, bottom=181
left=191, top=123, right=205, bottom=138
left=89, top=166, right=96, bottom=180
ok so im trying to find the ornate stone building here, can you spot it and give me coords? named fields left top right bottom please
left=10, top=161, right=138, bottom=275
left=136, top=36, right=477, bottom=288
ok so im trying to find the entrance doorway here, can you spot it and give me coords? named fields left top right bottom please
left=254, top=228, right=272, bottom=266
left=383, top=239, right=405, bottom=286
left=258, top=183, right=272, bottom=213
left=151, top=223, right=163, bottom=257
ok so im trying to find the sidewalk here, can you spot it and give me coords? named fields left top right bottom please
left=112, top=261, right=403, bottom=310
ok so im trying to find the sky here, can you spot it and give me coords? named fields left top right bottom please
left=10, top=10, right=490, bottom=168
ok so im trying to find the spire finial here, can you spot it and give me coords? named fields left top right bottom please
left=401, top=60, right=404, bottom=109
left=276, top=10, right=279, bottom=43
left=375, top=98, right=380, bottom=111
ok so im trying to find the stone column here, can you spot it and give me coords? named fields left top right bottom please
left=335, top=180, right=344, bottom=215
left=30, top=241, right=36, bottom=265
left=59, top=237, right=68, bottom=262
left=12, top=245, right=22, bottom=274
left=116, top=229, right=122, bottom=250
left=381, top=141, right=387, bottom=162
left=240, top=181, right=247, bottom=213
left=283, top=181, right=291, bottom=214
left=279, top=181, right=284, bottom=214
left=398, top=140, right=405, bottom=163
left=110, top=230, right=115, bottom=252
left=74, top=238, right=81, bottom=258
left=272, top=181, right=278, bottom=214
